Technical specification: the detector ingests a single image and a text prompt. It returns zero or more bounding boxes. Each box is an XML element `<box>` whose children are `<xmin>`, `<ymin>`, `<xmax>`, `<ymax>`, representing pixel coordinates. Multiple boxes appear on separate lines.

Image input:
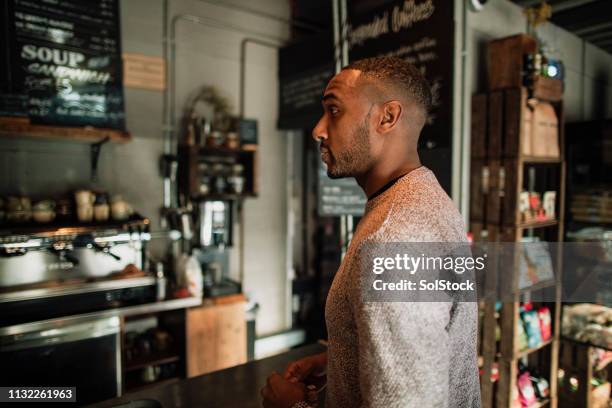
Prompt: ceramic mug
<box><xmin>77</xmin><ymin>205</ymin><xmax>94</xmax><ymax>222</ymax></box>
<box><xmin>74</xmin><ymin>190</ymin><xmax>95</xmax><ymax>206</ymax></box>
<box><xmin>111</xmin><ymin>196</ymin><xmax>131</xmax><ymax>221</ymax></box>
<box><xmin>94</xmin><ymin>203</ymin><xmax>110</xmax><ymax>222</ymax></box>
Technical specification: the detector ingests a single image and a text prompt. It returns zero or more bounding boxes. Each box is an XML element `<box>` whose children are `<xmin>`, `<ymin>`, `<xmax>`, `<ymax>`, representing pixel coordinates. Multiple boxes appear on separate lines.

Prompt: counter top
<box><xmin>0</xmin><ymin>296</ymin><xmax>202</xmax><ymax>335</ymax></box>
<box><xmin>91</xmin><ymin>342</ymin><xmax>327</xmax><ymax>408</ymax></box>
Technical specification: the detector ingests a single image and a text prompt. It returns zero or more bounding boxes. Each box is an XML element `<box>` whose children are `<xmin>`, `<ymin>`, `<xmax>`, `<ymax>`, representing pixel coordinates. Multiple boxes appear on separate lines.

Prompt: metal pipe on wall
<box><xmin>239</xmin><ymin>37</ymin><xmax>282</xmax><ymax>118</ymax></box>
<box><xmin>162</xmin><ymin>8</ymin><xmax>286</xmax><ymax>211</ymax></box>
<box><xmin>237</xmin><ymin>37</ymin><xmax>282</xmax><ymax>307</ymax></box>
<box><xmin>194</xmin><ymin>0</ymin><xmax>321</xmax><ymax>33</ymax></box>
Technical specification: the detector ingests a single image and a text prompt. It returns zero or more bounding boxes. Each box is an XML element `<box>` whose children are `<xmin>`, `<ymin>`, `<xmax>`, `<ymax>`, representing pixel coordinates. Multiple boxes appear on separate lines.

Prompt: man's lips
<box><xmin>320</xmin><ymin>146</ymin><xmax>331</xmax><ymax>163</ymax></box>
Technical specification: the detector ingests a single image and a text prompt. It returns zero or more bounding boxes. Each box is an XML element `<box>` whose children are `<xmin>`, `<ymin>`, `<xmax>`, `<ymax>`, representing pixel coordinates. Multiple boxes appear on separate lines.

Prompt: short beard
<box><xmin>327</xmin><ymin>111</ymin><xmax>373</xmax><ymax>179</ymax></box>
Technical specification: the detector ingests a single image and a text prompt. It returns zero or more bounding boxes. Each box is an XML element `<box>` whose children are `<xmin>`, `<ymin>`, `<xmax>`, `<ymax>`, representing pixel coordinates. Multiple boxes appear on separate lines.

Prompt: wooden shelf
<box><xmin>515</xmin><ymin>339</ymin><xmax>554</xmax><ymax>360</ymax></box>
<box><xmin>520</xmin><ymin>156</ymin><xmax>563</xmax><ymax>164</ymax></box>
<box><xmin>520</xmin><ymin>278</ymin><xmax>557</xmax><ymax>294</ymax></box>
<box><xmin>517</xmin><ymin>219</ymin><xmax>558</xmax><ymax>229</ymax></box>
<box><xmin>533</xmin><ymin>398</ymin><xmax>551</xmax><ymax>408</ymax></box>
<box><xmin>0</xmin><ymin>117</ymin><xmax>130</xmax><ymax>143</ymax></box>
<box><xmin>570</xmin><ymin>216</ymin><xmax>612</xmax><ymax>225</ymax></box>
<box><xmin>190</xmin><ymin>193</ymin><xmax>257</xmax><ymax>201</ymax></box>
<box><xmin>198</xmin><ymin>146</ymin><xmax>255</xmax><ymax>156</ymax></box>
<box><xmin>125</xmin><ymin>352</ymin><xmax>180</xmax><ymax>372</ymax></box>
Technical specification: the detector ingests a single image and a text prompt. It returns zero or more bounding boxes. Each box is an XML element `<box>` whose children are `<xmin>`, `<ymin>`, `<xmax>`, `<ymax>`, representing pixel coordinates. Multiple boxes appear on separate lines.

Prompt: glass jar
<box><xmin>224</xmin><ymin>132</ymin><xmax>240</xmax><ymax>150</ymax></box>
<box><xmin>213</xmin><ymin>164</ymin><xmax>227</xmax><ymax>194</ymax></box>
<box><xmin>206</xmin><ymin>130</ymin><xmax>224</xmax><ymax>148</ymax></box>
<box><xmin>197</xmin><ymin>162</ymin><xmax>211</xmax><ymax>195</ymax></box>
<box><xmin>229</xmin><ymin>164</ymin><xmax>245</xmax><ymax>194</ymax></box>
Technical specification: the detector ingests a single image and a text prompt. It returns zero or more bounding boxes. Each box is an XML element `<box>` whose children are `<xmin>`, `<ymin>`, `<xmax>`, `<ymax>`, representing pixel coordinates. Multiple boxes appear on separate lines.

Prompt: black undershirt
<box><xmin>367</xmin><ymin>167</ymin><xmax>422</xmax><ymax>201</ymax></box>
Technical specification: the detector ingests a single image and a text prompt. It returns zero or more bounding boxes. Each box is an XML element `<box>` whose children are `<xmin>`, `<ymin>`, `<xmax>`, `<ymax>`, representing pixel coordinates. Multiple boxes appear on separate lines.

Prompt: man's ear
<box><xmin>377</xmin><ymin>101</ymin><xmax>402</xmax><ymax>133</ymax></box>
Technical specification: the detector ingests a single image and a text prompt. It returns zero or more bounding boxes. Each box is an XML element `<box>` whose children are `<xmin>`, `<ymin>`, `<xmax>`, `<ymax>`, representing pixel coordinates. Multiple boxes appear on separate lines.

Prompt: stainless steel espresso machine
<box><xmin>0</xmin><ymin>218</ymin><xmax>154</xmax><ymax>326</ymax></box>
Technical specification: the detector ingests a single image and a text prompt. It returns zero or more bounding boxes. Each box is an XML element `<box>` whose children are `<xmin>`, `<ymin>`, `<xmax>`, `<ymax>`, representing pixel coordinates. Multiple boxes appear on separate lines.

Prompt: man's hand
<box><xmin>283</xmin><ymin>352</ymin><xmax>327</xmax><ymax>383</ymax></box>
<box><xmin>260</xmin><ymin>371</ymin><xmax>306</xmax><ymax>408</ymax></box>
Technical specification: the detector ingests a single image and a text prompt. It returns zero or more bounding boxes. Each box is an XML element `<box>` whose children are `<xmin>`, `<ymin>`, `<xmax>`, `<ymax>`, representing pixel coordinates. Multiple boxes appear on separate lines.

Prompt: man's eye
<box><xmin>328</xmin><ymin>106</ymin><xmax>339</xmax><ymax>115</ymax></box>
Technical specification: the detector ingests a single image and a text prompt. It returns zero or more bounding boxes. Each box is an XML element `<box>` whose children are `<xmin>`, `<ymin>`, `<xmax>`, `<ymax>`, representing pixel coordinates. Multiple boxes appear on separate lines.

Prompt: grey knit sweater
<box><xmin>324</xmin><ymin>167</ymin><xmax>481</xmax><ymax>407</ymax></box>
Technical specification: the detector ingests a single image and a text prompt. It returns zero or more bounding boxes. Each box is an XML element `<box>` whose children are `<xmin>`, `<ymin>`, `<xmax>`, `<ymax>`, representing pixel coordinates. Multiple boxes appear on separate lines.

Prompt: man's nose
<box><xmin>312</xmin><ymin>116</ymin><xmax>327</xmax><ymax>142</ymax></box>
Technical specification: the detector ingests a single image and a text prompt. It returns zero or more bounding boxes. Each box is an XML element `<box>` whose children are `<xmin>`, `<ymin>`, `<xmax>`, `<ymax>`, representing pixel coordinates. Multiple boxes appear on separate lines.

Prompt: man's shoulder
<box><xmin>378</xmin><ymin>170</ymin><xmax>466</xmax><ymax>242</ymax></box>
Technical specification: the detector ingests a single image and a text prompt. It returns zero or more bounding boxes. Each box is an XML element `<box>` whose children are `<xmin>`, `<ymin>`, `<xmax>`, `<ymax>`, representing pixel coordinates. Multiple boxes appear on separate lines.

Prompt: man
<box><xmin>261</xmin><ymin>57</ymin><xmax>480</xmax><ymax>407</ymax></box>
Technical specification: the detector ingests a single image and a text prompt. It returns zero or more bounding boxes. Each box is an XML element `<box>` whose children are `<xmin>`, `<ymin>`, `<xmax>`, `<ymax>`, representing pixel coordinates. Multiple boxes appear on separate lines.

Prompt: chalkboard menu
<box><xmin>347</xmin><ymin>0</ymin><xmax>454</xmax><ymax>193</ymax></box>
<box><xmin>0</xmin><ymin>0</ymin><xmax>125</xmax><ymax>129</ymax></box>
<box><xmin>318</xmin><ymin>161</ymin><xmax>367</xmax><ymax>216</ymax></box>
<box><xmin>278</xmin><ymin>30</ymin><xmax>334</xmax><ymax>130</ymax></box>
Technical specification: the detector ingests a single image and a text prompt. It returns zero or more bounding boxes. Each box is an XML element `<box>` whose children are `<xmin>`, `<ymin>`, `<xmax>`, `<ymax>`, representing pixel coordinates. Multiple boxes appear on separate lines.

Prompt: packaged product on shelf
<box><xmin>530</xmin><ymin>375</ymin><xmax>550</xmax><ymax>400</ymax></box>
<box><xmin>542</xmin><ymin>191</ymin><xmax>556</xmax><ymax>219</ymax></box>
<box><xmin>531</xmin><ymin>101</ymin><xmax>560</xmax><ymax>158</ymax></box>
<box><xmin>538</xmin><ymin>307</ymin><xmax>552</xmax><ymax>342</ymax></box>
<box><xmin>517</xmin><ymin>371</ymin><xmax>537</xmax><ymax>407</ymax></box>
<box><xmin>519</xmin><ymin>191</ymin><xmax>531</xmax><ymax>222</ymax></box>
<box><xmin>562</xmin><ymin>303</ymin><xmax>612</xmax><ymax>349</ymax></box>
<box><xmin>518</xmin><ymin>239</ymin><xmax>554</xmax><ymax>289</ymax></box>
<box><xmin>518</xmin><ymin>317</ymin><xmax>529</xmax><ymax>351</ymax></box>
<box><xmin>522</xmin><ymin>308</ymin><xmax>543</xmax><ymax>348</ymax></box>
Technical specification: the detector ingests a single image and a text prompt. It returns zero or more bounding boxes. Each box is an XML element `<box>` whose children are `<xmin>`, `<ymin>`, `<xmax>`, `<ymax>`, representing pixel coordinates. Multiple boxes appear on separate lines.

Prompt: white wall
<box><xmin>0</xmin><ymin>0</ymin><xmax>291</xmax><ymax>337</ymax></box>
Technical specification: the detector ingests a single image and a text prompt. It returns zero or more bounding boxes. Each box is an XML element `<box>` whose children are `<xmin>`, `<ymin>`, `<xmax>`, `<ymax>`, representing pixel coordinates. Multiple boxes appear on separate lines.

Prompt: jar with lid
<box><xmin>206</xmin><ymin>130</ymin><xmax>224</xmax><ymax>149</ymax></box>
<box><xmin>197</xmin><ymin>118</ymin><xmax>211</xmax><ymax>146</ymax></box>
<box><xmin>228</xmin><ymin>164</ymin><xmax>245</xmax><ymax>194</ymax></box>
<box><xmin>212</xmin><ymin>164</ymin><xmax>228</xmax><ymax>194</ymax></box>
<box><xmin>197</xmin><ymin>162</ymin><xmax>211</xmax><ymax>195</ymax></box>
<box><xmin>224</xmin><ymin>132</ymin><xmax>240</xmax><ymax>150</ymax></box>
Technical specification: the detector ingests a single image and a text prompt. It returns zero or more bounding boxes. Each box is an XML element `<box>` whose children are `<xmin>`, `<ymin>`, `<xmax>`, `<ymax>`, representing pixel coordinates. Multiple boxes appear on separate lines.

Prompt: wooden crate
<box><xmin>488</xmin><ymin>34</ymin><xmax>537</xmax><ymax>91</ymax></box>
<box><xmin>471</xmin><ymin>85</ymin><xmax>566</xmax><ymax>408</ymax></box>
<box><xmin>559</xmin><ymin>340</ymin><xmax>612</xmax><ymax>408</ymax></box>
<box><xmin>471</xmin><ymin>94</ymin><xmax>488</xmax><ymax>159</ymax></box>
<box><xmin>488</xmin><ymin>91</ymin><xmax>504</xmax><ymax>159</ymax></box>
<box><xmin>502</xmin><ymin>88</ymin><xmax>564</xmax><ymax>159</ymax></box>
<box><xmin>470</xmin><ymin>160</ymin><xmax>502</xmax><ymax>225</ymax></box>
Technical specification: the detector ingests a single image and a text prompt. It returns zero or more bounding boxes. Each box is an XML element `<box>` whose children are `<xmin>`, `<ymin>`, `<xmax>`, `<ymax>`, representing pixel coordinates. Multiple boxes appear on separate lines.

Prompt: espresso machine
<box><xmin>0</xmin><ymin>218</ymin><xmax>154</xmax><ymax>326</ymax></box>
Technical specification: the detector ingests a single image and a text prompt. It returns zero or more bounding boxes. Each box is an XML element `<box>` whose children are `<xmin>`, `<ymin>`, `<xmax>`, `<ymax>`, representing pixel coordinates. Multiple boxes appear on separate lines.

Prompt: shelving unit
<box><xmin>121</xmin><ymin>309</ymin><xmax>186</xmax><ymax>393</ymax></box>
<box><xmin>178</xmin><ymin>144</ymin><xmax>258</xmax><ymax>201</ymax></box>
<box><xmin>471</xmin><ymin>35</ymin><xmax>565</xmax><ymax>406</ymax></box>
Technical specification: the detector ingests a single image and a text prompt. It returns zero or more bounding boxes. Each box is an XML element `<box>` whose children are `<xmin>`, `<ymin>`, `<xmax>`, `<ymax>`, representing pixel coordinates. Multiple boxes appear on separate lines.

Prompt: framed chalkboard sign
<box><xmin>278</xmin><ymin>30</ymin><xmax>335</xmax><ymax>130</ymax></box>
<box><xmin>0</xmin><ymin>0</ymin><xmax>125</xmax><ymax>130</ymax></box>
<box><xmin>318</xmin><ymin>160</ymin><xmax>367</xmax><ymax>216</ymax></box>
<box><xmin>347</xmin><ymin>0</ymin><xmax>454</xmax><ymax>193</ymax></box>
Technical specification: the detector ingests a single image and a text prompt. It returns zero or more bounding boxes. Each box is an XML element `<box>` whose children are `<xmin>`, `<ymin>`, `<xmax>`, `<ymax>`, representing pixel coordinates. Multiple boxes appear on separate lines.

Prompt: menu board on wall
<box><xmin>278</xmin><ymin>30</ymin><xmax>334</xmax><ymax>130</ymax></box>
<box><xmin>318</xmin><ymin>161</ymin><xmax>367</xmax><ymax>216</ymax></box>
<box><xmin>347</xmin><ymin>0</ymin><xmax>454</xmax><ymax>193</ymax></box>
<box><xmin>0</xmin><ymin>0</ymin><xmax>125</xmax><ymax>129</ymax></box>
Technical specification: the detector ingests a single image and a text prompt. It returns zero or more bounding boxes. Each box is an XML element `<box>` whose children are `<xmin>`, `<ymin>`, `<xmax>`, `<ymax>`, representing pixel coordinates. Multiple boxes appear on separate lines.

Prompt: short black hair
<box><xmin>343</xmin><ymin>56</ymin><xmax>432</xmax><ymax>116</ymax></box>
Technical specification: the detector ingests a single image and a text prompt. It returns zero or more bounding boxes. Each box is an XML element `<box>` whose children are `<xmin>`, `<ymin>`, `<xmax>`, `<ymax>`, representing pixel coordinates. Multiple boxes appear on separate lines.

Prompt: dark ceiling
<box><xmin>511</xmin><ymin>0</ymin><xmax>612</xmax><ymax>54</ymax></box>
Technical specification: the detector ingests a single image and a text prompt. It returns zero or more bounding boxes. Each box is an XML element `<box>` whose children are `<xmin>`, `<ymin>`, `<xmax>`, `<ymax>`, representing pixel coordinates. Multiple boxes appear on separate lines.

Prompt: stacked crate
<box><xmin>471</xmin><ymin>34</ymin><xmax>566</xmax><ymax>408</ymax></box>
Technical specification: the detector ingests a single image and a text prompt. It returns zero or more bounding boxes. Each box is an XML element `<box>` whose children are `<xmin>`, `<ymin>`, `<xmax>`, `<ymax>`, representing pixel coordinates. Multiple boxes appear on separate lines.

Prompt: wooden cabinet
<box><xmin>186</xmin><ymin>296</ymin><xmax>247</xmax><ymax>377</ymax></box>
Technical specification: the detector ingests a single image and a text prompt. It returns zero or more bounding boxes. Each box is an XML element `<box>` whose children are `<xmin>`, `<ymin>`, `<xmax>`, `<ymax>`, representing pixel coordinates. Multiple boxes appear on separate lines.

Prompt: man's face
<box><xmin>312</xmin><ymin>70</ymin><xmax>376</xmax><ymax>179</ymax></box>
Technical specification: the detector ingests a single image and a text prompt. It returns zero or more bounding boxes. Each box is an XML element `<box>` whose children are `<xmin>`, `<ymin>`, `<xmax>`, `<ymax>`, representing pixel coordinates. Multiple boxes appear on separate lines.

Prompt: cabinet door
<box><xmin>186</xmin><ymin>301</ymin><xmax>246</xmax><ymax>377</ymax></box>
